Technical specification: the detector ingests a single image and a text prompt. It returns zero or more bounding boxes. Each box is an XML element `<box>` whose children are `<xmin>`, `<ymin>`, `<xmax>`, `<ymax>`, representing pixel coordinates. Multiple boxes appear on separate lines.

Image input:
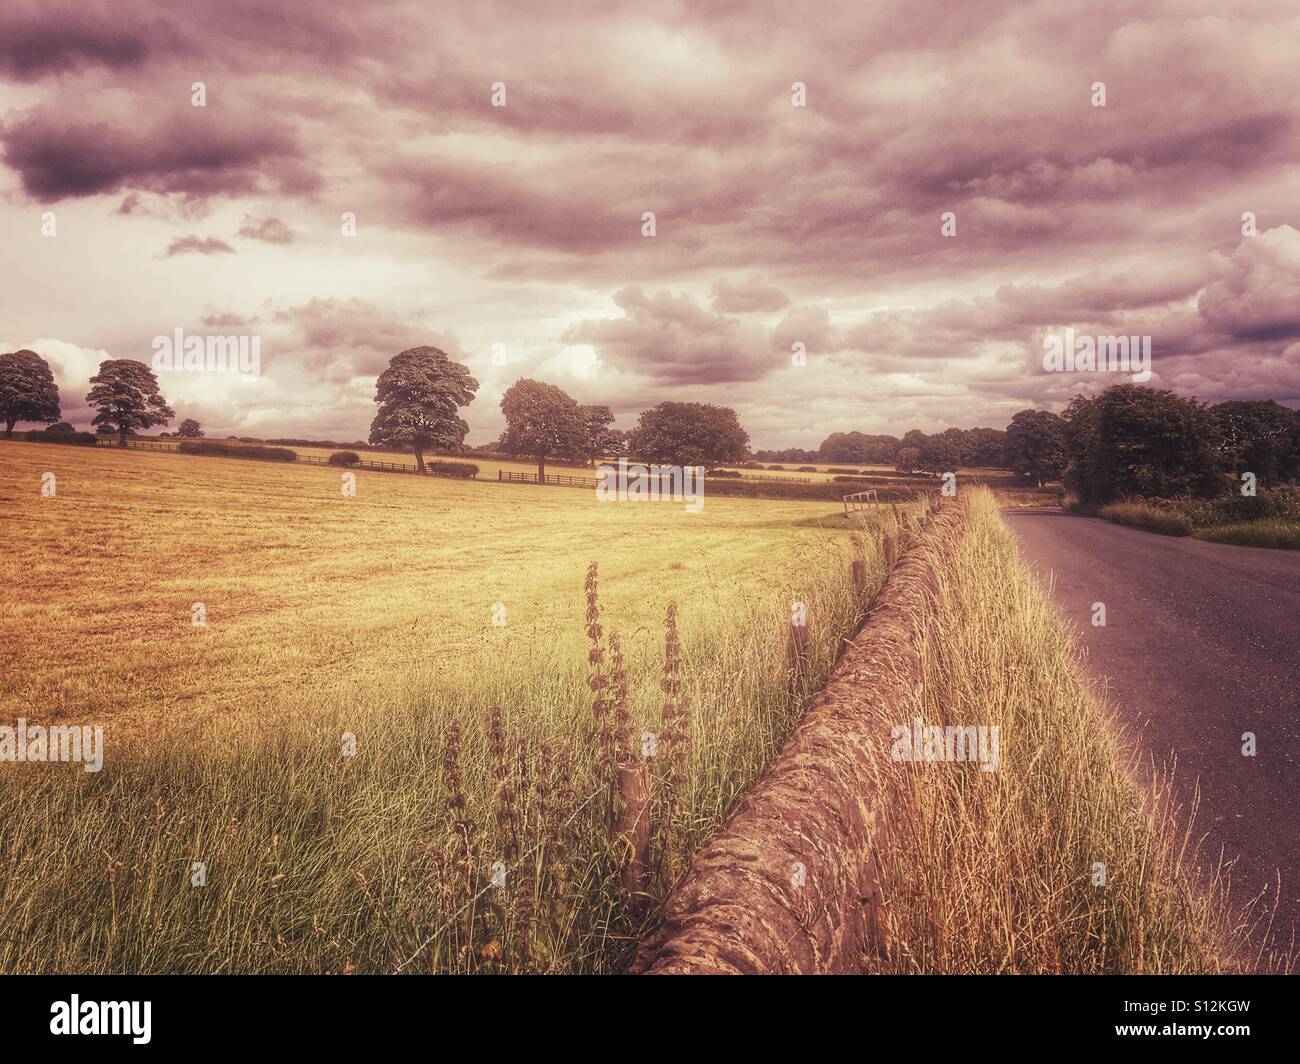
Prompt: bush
<box><xmin>697</xmin><ymin>476</ymin><xmax>921</xmax><ymax>503</ymax></box>
<box><xmin>742</xmin><ymin>460</ymin><xmax>763</xmax><ymax>469</ymax></box>
<box><xmin>328</xmin><ymin>451</ymin><xmax>361</xmax><ymax>467</ymax></box>
<box><xmin>796</xmin><ymin>466</ymin><xmax>818</xmax><ymax>473</ymax></box>
<box><xmin>1160</xmin><ymin>486</ymin><xmax>1300</xmax><ymax>527</ymax></box>
<box><xmin>179</xmin><ymin>440</ymin><xmax>297</xmax><ymax>462</ymax></box>
<box><xmin>766</xmin><ymin>464</ymin><xmax>784</xmax><ymax>471</ymax></box>
<box><xmin>23</xmin><ymin>429</ymin><xmax>97</xmax><ymax>446</ymax></box>
<box><xmin>1195</xmin><ymin>520</ymin><xmax>1300</xmax><ymax>551</ymax></box>
<box><xmin>44</xmin><ymin>421</ymin><xmax>76</xmax><ymax>434</ymax></box>
<box><xmin>1097</xmin><ymin>501</ymin><xmax>1193</xmax><ymax>536</ymax></box>
<box><xmin>709</xmin><ymin>468</ymin><xmax>742</xmax><ymax>478</ymax></box>
<box><xmin>425</xmin><ymin>460</ymin><xmax>477</xmax><ymax>478</ymax></box>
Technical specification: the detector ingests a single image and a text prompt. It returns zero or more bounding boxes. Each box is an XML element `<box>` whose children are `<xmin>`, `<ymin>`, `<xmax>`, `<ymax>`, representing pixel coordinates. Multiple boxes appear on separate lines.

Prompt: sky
<box><xmin>2</xmin><ymin>0</ymin><xmax>1299</xmax><ymax>448</ymax></box>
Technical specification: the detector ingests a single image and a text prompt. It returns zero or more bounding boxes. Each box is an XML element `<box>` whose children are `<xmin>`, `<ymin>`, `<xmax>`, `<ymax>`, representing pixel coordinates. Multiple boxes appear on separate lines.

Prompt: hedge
<box><xmin>178</xmin><ymin>440</ymin><xmax>297</xmax><ymax>462</ymax></box>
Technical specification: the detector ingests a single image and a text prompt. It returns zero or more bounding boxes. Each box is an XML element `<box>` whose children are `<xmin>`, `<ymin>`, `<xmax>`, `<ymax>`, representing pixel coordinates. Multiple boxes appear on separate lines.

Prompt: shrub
<box><xmin>179</xmin><ymin>440</ymin><xmax>297</xmax><ymax>462</ymax></box>
<box><xmin>742</xmin><ymin>460</ymin><xmax>763</xmax><ymax>469</ymax></box>
<box><xmin>425</xmin><ymin>460</ymin><xmax>477</xmax><ymax>478</ymax></box>
<box><xmin>44</xmin><ymin>421</ymin><xmax>76</xmax><ymax>434</ymax></box>
<box><xmin>766</xmin><ymin>464</ymin><xmax>784</xmax><ymax>471</ymax></box>
<box><xmin>1195</xmin><ymin>520</ymin><xmax>1300</xmax><ymax>551</ymax></box>
<box><xmin>697</xmin><ymin>477</ymin><xmax>920</xmax><ymax>503</ymax></box>
<box><xmin>328</xmin><ymin>451</ymin><xmax>361</xmax><ymax>467</ymax></box>
<box><xmin>1161</xmin><ymin>486</ymin><xmax>1300</xmax><ymax>527</ymax></box>
<box><xmin>709</xmin><ymin>468</ymin><xmax>742</xmax><ymax>478</ymax></box>
<box><xmin>796</xmin><ymin>466</ymin><xmax>818</xmax><ymax>473</ymax></box>
<box><xmin>1097</xmin><ymin>501</ymin><xmax>1193</xmax><ymax>536</ymax></box>
<box><xmin>24</xmin><ymin>430</ymin><xmax>97</xmax><ymax>446</ymax></box>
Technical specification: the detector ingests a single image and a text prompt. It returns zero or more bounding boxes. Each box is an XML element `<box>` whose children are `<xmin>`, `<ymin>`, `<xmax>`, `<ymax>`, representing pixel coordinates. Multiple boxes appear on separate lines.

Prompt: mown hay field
<box><xmin>0</xmin><ymin>439</ymin><xmax>910</xmax><ymax>973</ymax></box>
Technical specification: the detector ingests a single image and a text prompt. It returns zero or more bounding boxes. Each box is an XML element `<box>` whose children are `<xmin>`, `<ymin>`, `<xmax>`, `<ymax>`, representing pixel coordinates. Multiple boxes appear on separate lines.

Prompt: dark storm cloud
<box><xmin>1</xmin><ymin>106</ymin><xmax>314</xmax><ymax>202</ymax></box>
<box><xmin>0</xmin><ymin>3</ymin><xmax>163</xmax><ymax>81</ymax></box>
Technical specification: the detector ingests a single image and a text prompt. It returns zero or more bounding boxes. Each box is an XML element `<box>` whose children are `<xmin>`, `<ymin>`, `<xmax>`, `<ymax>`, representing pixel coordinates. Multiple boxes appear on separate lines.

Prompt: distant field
<box><xmin>0</xmin><ymin>439</ymin><xmax>911</xmax><ymax>973</ymax></box>
<box><xmin>1</xmin><ymin>440</ymin><xmax>877</xmax><ymax>729</ymax></box>
<box><xmin>115</xmin><ymin>437</ymin><xmax>1017</xmax><ymax>486</ymax></box>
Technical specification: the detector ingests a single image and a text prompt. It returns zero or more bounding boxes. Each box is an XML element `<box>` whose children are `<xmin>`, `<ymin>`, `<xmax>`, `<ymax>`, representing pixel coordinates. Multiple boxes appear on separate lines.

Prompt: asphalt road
<box><xmin>1004</xmin><ymin>508</ymin><xmax>1300</xmax><ymax>951</ymax></box>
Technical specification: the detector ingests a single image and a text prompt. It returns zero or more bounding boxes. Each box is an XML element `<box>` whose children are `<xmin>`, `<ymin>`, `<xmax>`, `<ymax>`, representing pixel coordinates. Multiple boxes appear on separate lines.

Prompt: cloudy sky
<box><xmin>2</xmin><ymin>0</ymin><xmax>1299</xmax><ymax>447</ymax></box>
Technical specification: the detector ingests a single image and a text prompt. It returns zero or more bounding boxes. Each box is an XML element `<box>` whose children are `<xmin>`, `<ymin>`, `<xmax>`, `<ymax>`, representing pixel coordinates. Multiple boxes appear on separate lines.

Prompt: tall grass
<box><xmin>1194</xmin><ymin>520</ymin><xmax>1300</xmax><ymax>550</ymax></box>
<box><xmin>865</xmin><ymin>491</ymin><xmax>1285</xmax><ymax>973</ymax></box>
<box><xmin>0</xmin><ymin>506</ymin><xmax>915</xmax><ymax>974</ymax></box>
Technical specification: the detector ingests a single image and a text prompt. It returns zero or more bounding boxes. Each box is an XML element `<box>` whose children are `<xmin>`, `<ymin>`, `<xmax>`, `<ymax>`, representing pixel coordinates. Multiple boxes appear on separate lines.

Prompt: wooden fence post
<box><xmin>851</xmin><ymin>558</ymin><xmax>866</xmax><ymax>596</ymax></box>
<box><xmin>884</xmin><ymin>532</ymin><xmax>897</xmax><ymax>570</ymax></box>
<box><xmin>616</xmin><ymin>762</ymin><xmax>650</xmax><ymax>918</ymax></box>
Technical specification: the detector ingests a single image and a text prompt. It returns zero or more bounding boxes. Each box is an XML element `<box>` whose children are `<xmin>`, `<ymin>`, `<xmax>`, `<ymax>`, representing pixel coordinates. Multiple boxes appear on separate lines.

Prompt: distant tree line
<box><xmin>3</xmin><ymin>348</ymin><xmax>1297</xmax><ymax>500</ymax></box>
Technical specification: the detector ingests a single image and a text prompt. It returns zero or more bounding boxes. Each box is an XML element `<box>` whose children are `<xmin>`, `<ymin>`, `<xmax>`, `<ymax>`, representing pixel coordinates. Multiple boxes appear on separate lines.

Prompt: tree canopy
<box><xmin>369</xmin><ymin>346</ymin><xmax>478</xmax><ymax>473</ymax></box>
<box><xmin>0</xmin><ymin>349</ymin><xmax>60</xmax><ymax>435</ymax></box>
<box><xmin>86</xmin><ymin>359</ymin><xmax>174</xmax><ymax>446</ymax></box>
<box><xmin>1064</xmin><ymin>385</ymin><xmax>1223</xmax><ymax>503</ymax></box>
<box><xmin>499</xmin><ymin>378</ymin><xmax>586</xmax><ymax>478</ymax></box>
<box><xmin>628</xmin><ymin>402</ymin><xmax>749</xmax><ymax>468</ymax></box>
<box><xmin>1005</xmin><ymin>410</ymin><xmax>1067</xmax><ymax>487</ymax></box>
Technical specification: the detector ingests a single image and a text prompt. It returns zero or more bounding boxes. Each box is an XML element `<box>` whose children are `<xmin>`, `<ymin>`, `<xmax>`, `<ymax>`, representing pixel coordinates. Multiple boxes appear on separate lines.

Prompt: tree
<box><xmin>177</xmin><ymin>418</ymin><xmax>205</xmax><ymax>439</ymax></box>
<box><xmin>86</xmin><ymin>359</ymin><xmax>174</xmax><ymax>446</ymax></box>
<box><xmin>964</xmin><ymin>427</ymin><xmax>1008</xmax><ymax>468</ymax></box>
<box><xmin>1063</xmin><ymin>385</ymin><xmax>1222</xmax><ymax>503</ymax></box>
<box><xmin>918</xmin><ymin>434</ymin><xmax>961</xmax><ymax>476</ymax></box>
<box><xmin>499</xmin><ymin>379</ymin><xmax>585</xmax><ymax>479</ymax></box>
<box><xmin>628</xmin><ymin>402</ymin><xmax>750</xmax><ymax>468</ymax></box>
<box><xmin>578</xmin><ymin>404</ymin><xmax>619</xmax><ymax>465</ymax></box>
<box><xmin>369</xmin><ymin>346</ymin><xmax>478</xmax><ymax>473</ymax></box>
<box><xmin>1005</xmin><ymin>410</ymin><xmax>1067</xmax><ymax>486</ymax></box>
<box><xmin>1212</xmin><ymin>400</ymin><xmax>1298</xmax><ymax>485</ymax></box>
<box><xmin>894</xmin><ymin>446</ymin><xmax>922</xmax><ymax>474</ymax></box>
<box><xmin>0</xmin><ymin>349</ymin><xmax>60</xmax><ymax>435</ymax></box>
<box><xmin>819</xmin><ymin>431</ymin><xmax>870</xmax><ymax>463</ymax></box>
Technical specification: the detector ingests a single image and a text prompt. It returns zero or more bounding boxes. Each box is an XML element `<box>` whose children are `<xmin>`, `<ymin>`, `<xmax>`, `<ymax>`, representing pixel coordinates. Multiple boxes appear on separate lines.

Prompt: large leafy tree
<box><xmin>177</xmin><ymin>418</ymin><xmax>205</xmax><ymax>438</ymax></box>
<box><xmin>1064</xmin><ymin>385</ymin><xmax>1222</xmax><ymax>503</ymax></box>
<box><xmin>1212</xmin><ymin>400</ymin><xmax>1298</xmax><ymax>485</ymax></box>
<box><xmin>628</xmin><ymin>401</ymin><xmax>750</xmax><ymax>468</ymax></box>
<box><xmin>964</xmin><ymin>427</ymin><xmax>1008</xmax><ymax>468</ymax></box>
<box><xmin>1005</xmin><ymin>409</ymin><xmax>1067</xmax><ymax>486</ymax></box>
<box><xmin>86</xmin><ymin>359</ymin><xmax>174</xmax><ymax>446</ymax></box>
<box><xmin>578</xmin><ymin>404</ymin><xmax>619</xmax><ymax>466</ymax></box>
<box><xmin>369</xmin><ymin>347</ymin><xmax>478</xmax><ymax>473</ymax></box>
<box><xmin>0</xmin><ymin>349</ymin><xmax>61</xmax><ymax>435</ymax></box>
<box><xmin>918</xmin><ymin>433</ymin><xmax>961</xmax><ymax>476</ymax></box>
<box><xmin>894</xmin><ymin>446</ymin><xmax>922</xmax><ymax>474</ymax></box>
<box><xmin>499</xmin><ymin>378</ymin><xmax>585</xmax><ymax>479</ymax></box>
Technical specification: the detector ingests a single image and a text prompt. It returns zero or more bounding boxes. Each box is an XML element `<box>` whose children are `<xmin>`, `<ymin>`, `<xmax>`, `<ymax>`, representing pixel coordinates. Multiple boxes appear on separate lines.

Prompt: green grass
<box><xmin>1194</xmin><ymin>520</ymin><xmax>1300</xmax><ymax>550</ymax></box>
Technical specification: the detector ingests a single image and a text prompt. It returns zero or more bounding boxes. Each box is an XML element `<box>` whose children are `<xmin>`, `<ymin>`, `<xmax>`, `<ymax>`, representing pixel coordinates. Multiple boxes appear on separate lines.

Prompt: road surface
<box><xmin>1004</xmin><ymin>508</ymin><xmax>1300</xmax><ymax>952</ymax></box>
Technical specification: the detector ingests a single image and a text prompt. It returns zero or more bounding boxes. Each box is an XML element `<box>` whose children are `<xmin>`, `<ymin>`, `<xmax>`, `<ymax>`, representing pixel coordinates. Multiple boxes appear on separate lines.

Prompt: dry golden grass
<box><xmin>1</xmin><ymin>440</ymin><xmax>868</xmax><ymax>731</ymax></box>
<box><xmin>0</xmin><ymin>439</ymin><xmax>905</xmax><ymax>973</ymax></box>
<box><xmin>866</xmin><ymin>491</ymin><xmax>1282</xmax><ymax>973</ymax></box>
